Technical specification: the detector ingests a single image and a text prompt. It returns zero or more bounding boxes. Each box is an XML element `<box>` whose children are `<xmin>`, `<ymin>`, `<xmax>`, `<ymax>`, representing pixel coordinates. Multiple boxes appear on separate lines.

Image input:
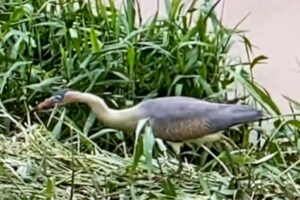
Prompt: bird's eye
<box><xmin>52</xmin><ymin>95</ymin><xmax>63</xmax><ymax>103</ymax></box>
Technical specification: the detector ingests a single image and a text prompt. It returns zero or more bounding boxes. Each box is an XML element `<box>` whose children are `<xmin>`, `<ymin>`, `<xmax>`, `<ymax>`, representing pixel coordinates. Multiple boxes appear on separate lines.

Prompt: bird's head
<box><xmin>34</xmin><ymin>89</ymin><xmax>72</xmax><ymax>111</ymax></box>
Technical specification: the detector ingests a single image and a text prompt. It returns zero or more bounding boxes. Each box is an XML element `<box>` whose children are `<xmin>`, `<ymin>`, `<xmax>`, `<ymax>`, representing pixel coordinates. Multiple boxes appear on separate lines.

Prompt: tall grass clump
<box><xmin>1</xmin><ymin>0</ymin><xmax>300</xmax><ymax>199</ymax></box>
<box><xmin>0</xmin><ymin>0</ymin><xmax>271</xmax><ymax>133</ymax></box>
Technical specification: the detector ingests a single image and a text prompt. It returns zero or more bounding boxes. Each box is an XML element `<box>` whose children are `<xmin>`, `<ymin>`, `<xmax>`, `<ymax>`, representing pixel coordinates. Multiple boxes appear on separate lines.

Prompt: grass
<box><xmin>1</xmin><ymin>122</ymin><xmax>300</xmax><ymax>199</ymax></box>
<box><xmin>1</xmin><ymin>0</ymin><xmax>300</xmax><ymax>199</ymax></box>
<box><xmin>1</xmin><ymin>124</ymin><xmax>214</xmax><ymax>199</ymax></box>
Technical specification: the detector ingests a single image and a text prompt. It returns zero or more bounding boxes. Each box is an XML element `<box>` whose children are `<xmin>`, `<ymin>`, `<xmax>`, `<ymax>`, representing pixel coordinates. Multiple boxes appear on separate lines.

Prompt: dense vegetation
<box><xmin>1</xmin><ymin>0</ymin><xmax>300</xmax><ymax>199</ymax></box>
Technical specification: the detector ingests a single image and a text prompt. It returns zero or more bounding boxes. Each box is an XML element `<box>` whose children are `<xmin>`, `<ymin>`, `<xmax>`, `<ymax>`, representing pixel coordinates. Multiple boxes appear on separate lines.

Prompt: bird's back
<box><xmin>139</xmin><ymin>96</ymin><xmax>262</xmax><ymax>142</ymax></box>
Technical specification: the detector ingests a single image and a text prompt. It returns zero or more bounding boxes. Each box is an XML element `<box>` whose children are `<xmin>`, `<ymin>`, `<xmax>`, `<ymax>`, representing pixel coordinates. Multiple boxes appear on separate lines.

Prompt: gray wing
<box><xmin>139</xmin><ymin>96</ymin><xmax>262</xmax><ymax>142</ymax></box>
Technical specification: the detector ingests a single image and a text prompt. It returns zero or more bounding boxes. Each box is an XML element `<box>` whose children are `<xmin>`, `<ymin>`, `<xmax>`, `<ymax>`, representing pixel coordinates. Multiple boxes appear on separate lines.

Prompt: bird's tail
<box><xmin>230</xmin><ymin>106</ymin><xmax>263</xmax><ymax>125</ymax></box>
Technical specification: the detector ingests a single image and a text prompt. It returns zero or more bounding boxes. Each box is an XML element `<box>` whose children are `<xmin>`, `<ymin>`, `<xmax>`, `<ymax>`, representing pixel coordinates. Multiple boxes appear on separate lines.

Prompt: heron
<box><xmin>35</xmin><ymin>89</ymin><xmax>262</xmax><ymax>154</ymax></box>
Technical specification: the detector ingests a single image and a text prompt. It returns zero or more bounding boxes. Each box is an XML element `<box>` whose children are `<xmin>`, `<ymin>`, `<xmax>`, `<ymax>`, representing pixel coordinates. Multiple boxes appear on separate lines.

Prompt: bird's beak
<box><xmin>33</xmin><ymin>97</ymin><xmax>56</xmax><ymax>111</ymax></box>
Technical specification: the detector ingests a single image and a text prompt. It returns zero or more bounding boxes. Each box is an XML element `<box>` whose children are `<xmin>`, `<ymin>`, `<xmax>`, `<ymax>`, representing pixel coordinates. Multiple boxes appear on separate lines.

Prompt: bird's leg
<box><xmin>219</xmin><ymin>134</ymin><xmax>238</xmax><ymax>149</ymax></box>
<box><xmin>168</xmin><ymin>142</ymin><xmax>182</xmax><ymax>156</ymax></box>
<box><xmin>167</xmin><ymin>142</ymin><xmax>184</xmax><ymax>174</ymax></box>
<box><xmin>176</xmin><ymin>153</ymin><xmax>183</xmax><ymax>174</ymax></box>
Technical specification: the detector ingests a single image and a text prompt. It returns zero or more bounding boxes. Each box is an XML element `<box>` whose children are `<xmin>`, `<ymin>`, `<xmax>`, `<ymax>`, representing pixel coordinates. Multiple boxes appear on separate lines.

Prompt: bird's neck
<box><xmin>67</xmin><ymin>92</ymin><xmax>142</xmax><ymax>130</ymax></box>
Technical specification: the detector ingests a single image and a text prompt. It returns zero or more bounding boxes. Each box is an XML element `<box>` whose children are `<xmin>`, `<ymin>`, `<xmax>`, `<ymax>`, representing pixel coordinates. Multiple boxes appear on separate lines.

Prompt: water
<box><xmin>217</xmin><ymin>0</ymin><xmax>300</xmax><ymax>114</ymax></box>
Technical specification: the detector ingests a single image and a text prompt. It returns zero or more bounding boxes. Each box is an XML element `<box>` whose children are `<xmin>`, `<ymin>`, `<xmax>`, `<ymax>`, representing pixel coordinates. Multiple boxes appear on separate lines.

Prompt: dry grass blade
<box><xmin>0</xmin><ymin>125</ymin><xmax>217</xmax><ymax>199</ymax></box>
<box><xmin>0</xmin><ymin>122</ymin><xmax>298</xmax><ymax>199</ymax></box>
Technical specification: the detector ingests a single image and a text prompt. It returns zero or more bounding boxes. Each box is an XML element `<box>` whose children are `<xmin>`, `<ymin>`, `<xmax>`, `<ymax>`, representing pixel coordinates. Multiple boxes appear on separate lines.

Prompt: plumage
<box><xmin>138</xmin><ymin>96</ymin><xmax>262</xmax><ymax>142</ymax></box>
<box><xmin>35</xmin><ymin>91</ymin><xmax>262</xmax><ymax>144</ymax></box>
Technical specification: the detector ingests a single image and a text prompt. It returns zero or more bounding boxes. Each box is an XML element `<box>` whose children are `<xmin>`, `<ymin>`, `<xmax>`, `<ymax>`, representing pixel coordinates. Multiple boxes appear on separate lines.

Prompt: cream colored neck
<box><xmin>66</xmin><ymin>91</ymin><xmax>143</xmax><ymax>130</ymax></box>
